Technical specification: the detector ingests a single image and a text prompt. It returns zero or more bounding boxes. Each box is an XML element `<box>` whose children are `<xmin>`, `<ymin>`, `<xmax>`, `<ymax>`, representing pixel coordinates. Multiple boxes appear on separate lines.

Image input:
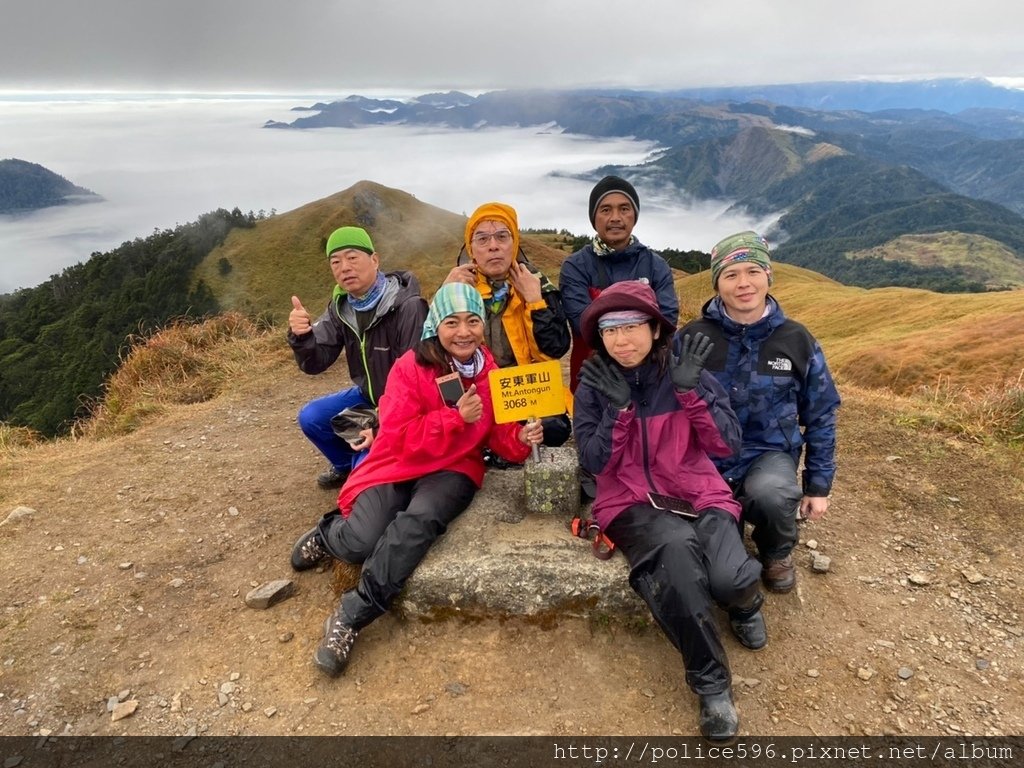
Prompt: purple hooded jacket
<box><xmin>572</xmin><ymin>281</ymin><xmax>742</xmax><ymax>530</ymax></box>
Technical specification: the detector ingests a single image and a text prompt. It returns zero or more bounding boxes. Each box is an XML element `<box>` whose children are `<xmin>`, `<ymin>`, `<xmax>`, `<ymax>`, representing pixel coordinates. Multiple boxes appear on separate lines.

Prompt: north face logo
<box><xmin>767</xmin><ymin>357</ymin><xmax>792</xmax><ymax>372</ymax></box>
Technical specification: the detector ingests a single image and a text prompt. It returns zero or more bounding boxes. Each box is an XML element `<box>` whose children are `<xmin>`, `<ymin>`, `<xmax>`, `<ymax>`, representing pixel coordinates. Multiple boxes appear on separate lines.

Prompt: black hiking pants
<box><xmin>733</xmin><ymin>451</ymin><xmax>803</xmax><ymax>561</ymax></box>
<box><xmin>606</xmin><ymin>504</ymin><xmax>762</xmax><ymax>695</ymax></box>
<box><xmin>317</xmin><ymin>470</ymin><xmax>477</xmax><ymax>630</ymax></box>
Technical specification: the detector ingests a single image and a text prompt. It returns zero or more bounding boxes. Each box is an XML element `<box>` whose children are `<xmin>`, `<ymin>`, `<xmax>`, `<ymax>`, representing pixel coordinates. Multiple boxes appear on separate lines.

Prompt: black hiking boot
<box><xmin>729</xmin><ymin>606</ymin><xmax>768</xmax><ymax>650</ymax></box>
<box><xmin>291</xmin><ymin>527</ymin><xmax>330</xmax><ymax>572</ymax></box>
<box><xmin>316</xmin><ymin>465</ymin><xmax>350</xmax><ymax>489</ymax></box>
<box><xmin>698</xmin><ymin>689</ymin><xmax>739</xmax><ymax>742</ymax></box>
<box><xmin>313</xmin><ymin>606</ymin><xmax>358</xmax><ymax>677</ymax></box>
<box><xmin>728</xmin><ymin>588</ymin><xmax>767</xmax><ymax>650</ymax></box>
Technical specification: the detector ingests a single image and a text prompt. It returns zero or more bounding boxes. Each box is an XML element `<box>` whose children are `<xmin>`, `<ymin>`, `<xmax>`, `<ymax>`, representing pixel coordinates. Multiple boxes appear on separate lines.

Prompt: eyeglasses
<box><xmin>599</xmin><ymin>323</ymin><xmax>647</xmax><ymax>339</ymax></box>
<box><xmin>471</xmin><ymin>230</ymin><xmax>513</xmax><ymax>246</ymax></box>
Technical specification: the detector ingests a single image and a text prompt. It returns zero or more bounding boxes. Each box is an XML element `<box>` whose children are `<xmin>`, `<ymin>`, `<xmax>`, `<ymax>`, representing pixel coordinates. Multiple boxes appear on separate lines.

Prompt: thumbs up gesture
<box><xmin>457</xmin><ymin>383</ymin><xmax>483</xmax><ymax>424</ymax></box>
<box><xmin>289</xmin><ymin>295</ymin><xmax>313</xmax><ymax>336</ymax></box>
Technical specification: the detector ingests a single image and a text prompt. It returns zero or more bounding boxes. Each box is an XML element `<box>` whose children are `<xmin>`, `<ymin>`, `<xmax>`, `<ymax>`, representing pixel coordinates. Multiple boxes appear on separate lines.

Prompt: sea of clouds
<box><xmin>0</xmin><ymin>94</ymin><xmax>775</xmax><ymax>293</ymax></box>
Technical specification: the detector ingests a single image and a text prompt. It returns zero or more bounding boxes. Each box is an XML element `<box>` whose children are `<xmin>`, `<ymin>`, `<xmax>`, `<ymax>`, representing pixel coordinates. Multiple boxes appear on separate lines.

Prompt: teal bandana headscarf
<box><xmin>421</xmin><ymin>283</ymin><xmax>486</xmax><ymax>340</ymax></box>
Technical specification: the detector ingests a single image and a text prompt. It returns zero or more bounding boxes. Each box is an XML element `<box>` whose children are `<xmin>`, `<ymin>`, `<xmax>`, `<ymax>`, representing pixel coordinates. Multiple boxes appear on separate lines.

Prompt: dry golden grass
<box><xmin>678</xmin><ymin>264</ymin><xmax>1024</xmax><ymax>397</ymax></box>
<box><xmin>0</xmin><ymin>423</ymin><xmax>44</xmax><ymax>458</ymax></box>
<box><xmin>194</xmin><ymin>180</ymin><xmax>568</xmax><ymax>324</ymax></box>
<box><xmin>56</xmin><ymin>300</ymin><xmax>1024</xmax><ymax>451</ymax></box>
<box><xmin>77</xmin><ymin>312</ymin><xmax>284</xmax><ymax>439</ymax></box>
<box><xmin>916</xmin><ymin>371</ymin><xmax>1024</xmax><ymax>444</ymax></box>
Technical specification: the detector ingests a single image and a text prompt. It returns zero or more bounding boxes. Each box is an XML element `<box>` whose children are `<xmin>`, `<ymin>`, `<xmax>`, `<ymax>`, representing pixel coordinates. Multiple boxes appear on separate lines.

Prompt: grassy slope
<box><xmin>195</xmin><ymin>179</ymin><xmax>1023</xmax><ymax>397</ymax></box>
<box><xmin>193</xmin><ymin>180</ymin><xmax>568</xmax><ymax>322</ymax></box>
<box><xmin>678</xmin><ymin>264</ymin><xmax>1024</xmax><ymax>394</ymax></box>
<box><xmin>848</xmin><ymin>232</ymin><xmax>1024</xmax><ymax>289</ymax></box>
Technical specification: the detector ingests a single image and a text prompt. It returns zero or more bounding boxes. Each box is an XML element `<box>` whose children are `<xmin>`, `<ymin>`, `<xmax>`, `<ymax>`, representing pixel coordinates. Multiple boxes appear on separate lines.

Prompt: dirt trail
<box><xmin>1</xmin><ymin>355</ymin><xmax>1022</xmax><ymax>737</ymax></box>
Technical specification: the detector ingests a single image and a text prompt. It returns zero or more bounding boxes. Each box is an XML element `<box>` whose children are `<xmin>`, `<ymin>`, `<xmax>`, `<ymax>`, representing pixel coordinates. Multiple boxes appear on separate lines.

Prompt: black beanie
<box><xmin>588</xmin><ymin>175</ymin><xmax>640</xmax><ymax>227</ymax></box>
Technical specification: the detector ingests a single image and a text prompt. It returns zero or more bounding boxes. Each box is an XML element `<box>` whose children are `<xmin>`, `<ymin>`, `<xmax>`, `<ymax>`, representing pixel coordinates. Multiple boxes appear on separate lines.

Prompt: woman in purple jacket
<box><xmin>572</xmin><ymin>280</ymin><xmax>766</xmax><ymax>742</ymax></box>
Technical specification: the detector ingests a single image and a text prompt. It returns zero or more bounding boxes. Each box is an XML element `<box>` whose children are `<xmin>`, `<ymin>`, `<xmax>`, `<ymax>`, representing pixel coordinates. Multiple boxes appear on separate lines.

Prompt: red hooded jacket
<box><xmin>337</xmin><ymin>346</ymin><xmax>530</xmax><ymax>515</ymax></box>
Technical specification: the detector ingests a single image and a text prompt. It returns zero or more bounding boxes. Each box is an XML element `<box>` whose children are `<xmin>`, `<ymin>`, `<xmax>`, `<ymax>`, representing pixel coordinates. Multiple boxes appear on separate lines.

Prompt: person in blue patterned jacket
<box><xmin>573</xmin><ymin>279</ymin><xmax>766</xmax><ymax>742</ymax></box>
<box><xmin>677</xmin><ymin>231</ymin><xmax>841</xmax><ymax>594</ymax></box>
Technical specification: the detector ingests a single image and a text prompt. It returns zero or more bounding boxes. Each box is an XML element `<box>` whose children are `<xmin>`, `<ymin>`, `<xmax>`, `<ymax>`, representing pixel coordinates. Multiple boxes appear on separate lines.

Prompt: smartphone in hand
<box><xmin>436</xmin><ymin>372</ymin><xmax>465</xmax><ymax>407</ymax></box>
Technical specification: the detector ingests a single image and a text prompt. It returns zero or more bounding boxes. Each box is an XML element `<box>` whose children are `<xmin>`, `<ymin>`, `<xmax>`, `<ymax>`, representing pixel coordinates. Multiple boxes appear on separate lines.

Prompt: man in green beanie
<box><xmin>288</xmin><ymin>226</ymin><xmax>428</xmax><ymax>489</ymax></box>
<box><xmin>677</xmin><ymin>231</ymin><xmax>840</xmax><ymax>594</ymax></box>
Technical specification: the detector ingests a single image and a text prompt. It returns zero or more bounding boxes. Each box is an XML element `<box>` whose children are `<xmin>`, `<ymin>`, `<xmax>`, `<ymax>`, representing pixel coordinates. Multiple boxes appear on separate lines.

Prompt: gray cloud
<box><xmin>2</xmin><ymin>1</ymin><xmax>1023</xmax><ymax>92</ymax></box>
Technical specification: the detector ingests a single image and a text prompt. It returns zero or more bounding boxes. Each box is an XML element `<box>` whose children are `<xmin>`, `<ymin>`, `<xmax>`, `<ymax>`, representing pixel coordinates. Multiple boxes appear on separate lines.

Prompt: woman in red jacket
<box><xmin>290</xmin><ymin>282</ymin><xmax>543</xmax><ymax>678</ymax></box>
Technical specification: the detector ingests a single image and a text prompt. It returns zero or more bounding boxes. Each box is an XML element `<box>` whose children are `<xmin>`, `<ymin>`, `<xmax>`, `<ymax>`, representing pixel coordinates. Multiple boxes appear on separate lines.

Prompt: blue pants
<box><xmin>297</xmin><ymin>386</ymin><xmax>371</xmax><ymax>471</ymax></box>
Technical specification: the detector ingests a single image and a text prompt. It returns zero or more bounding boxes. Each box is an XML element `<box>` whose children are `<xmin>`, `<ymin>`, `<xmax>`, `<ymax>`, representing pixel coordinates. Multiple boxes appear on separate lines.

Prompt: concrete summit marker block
<box><xmin>397</xmin><ymin>461</ymin><xmax>646</xmax><ymax>621</ymax></box>
<box><xmin>524</xmin><ymin>445</ymin><xmax>580</xmax><ymax>519</ymax></box>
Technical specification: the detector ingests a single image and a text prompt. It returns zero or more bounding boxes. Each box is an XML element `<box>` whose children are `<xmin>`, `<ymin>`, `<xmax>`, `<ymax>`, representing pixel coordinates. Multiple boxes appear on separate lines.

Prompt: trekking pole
<box><xmin>528</xmin><ymin>416</ymin><xmax>540</xmax><ymax>463</ymax></box>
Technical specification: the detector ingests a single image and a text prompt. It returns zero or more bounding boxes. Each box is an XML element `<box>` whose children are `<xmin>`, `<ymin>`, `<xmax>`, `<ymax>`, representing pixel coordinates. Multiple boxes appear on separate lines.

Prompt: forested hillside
<box><xmin>0</xmin><ymin>208</ymin><xmax>263</xmax><ymax>435</ymax></box>
<box><xmin>0</xmin><ymin>158</ymin><xmax>99</xmax><ymax>213</ymax></box>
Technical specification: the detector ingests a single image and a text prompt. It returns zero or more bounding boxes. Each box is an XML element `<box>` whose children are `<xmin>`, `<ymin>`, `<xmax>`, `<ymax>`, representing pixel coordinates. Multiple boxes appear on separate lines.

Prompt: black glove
<box><xmin>579</xmin><ymin>356</ymin><xmax>631</xmax><ymax>410</ymax></box>
<box><xmin>671</xmin><ymin>332</ymin><xmax>714</xmax><ymax>392</ymax></box>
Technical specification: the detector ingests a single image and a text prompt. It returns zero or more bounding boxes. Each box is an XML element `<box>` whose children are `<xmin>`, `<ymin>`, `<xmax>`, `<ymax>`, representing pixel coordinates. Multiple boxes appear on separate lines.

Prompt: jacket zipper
<box><xmin>635</xmin><ymin>369</ymin><xmax>659</xmax><ymax>494</ymax></box>
<box><xmin>338</xmin><ymin>302</ymin><xmax>391</xmax><ymax>407</ymax></box>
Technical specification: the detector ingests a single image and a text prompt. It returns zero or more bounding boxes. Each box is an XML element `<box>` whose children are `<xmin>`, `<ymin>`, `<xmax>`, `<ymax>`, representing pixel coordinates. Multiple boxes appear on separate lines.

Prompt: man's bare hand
<box><xmin>800</xmin><ymin>495</ymin><xmax>829</xmax><ymax>521</ymax></box>
<box><xmin>443</xmin><ymin>264</ymin><xmax>477</xmax><ymax>286</ymax></box>
<box><xmin>508</xmin><ymin>261</ymin><xmax>543</xmax><ymax>304</ymax></box>
<box><xmin>289</xmin><ymin>295</ymin><xmax>312</xmax><ymax>335</ymax></box>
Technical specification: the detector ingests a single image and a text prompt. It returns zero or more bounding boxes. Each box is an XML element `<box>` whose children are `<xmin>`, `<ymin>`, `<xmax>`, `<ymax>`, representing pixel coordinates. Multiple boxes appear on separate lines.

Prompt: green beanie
<box><xmin>326</xmin><ymin>226</ymin><xmax>375</xmax><ymax>257</ymax></box>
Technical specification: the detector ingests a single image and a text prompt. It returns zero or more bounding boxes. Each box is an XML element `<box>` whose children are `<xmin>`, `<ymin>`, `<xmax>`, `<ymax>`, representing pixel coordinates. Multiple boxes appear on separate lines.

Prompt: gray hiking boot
<box><xmin>314</xmin><ymin>606</ymin><xmax>358</xmax><ymax>677</ymax></box>
<box><xmin>729</xmin><ymin>607</ymin><xmax>768</xmax><ymax>650</ymax></box>
<box><xmin>290</xmin><ymin>527</ymin><xmax>330</xmax><ymax>572</ymax></box>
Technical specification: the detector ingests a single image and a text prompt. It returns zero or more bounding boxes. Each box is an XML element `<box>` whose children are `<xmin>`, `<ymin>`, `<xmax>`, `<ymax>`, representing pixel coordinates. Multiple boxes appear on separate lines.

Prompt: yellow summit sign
<box><xmin>488</xmin><ymin>360</ymin><xmax>564</xmax><ymax>424</ymax></box>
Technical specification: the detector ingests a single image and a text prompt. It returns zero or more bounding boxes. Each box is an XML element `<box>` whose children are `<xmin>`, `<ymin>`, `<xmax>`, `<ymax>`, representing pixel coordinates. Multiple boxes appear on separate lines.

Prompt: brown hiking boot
<box><xmin>763</xmin><ymin>554</ymin><xmax>796</xmax><ymax>593</ymax></box>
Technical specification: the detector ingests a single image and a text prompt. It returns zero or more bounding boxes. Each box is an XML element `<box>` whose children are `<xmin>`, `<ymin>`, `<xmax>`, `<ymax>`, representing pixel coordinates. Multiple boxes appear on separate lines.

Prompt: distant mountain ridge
<box><xmin>4</xmin><ymin>180</ymin><xmax>1024</xmax><ymax>439</ymax></box>
<box><xmin>264</xmin><ymin>81</ymin><xmax>1024</xmax><ymax>291</ymax></box>
<box><xmin>0</xmin><ymin>158</ymin><xmax>100</xmax><ymax>214</ymax></box>
<box><xmin>604</xmin><ymin>130</ymin><xmax>1024</xmax><ymax>290</ymax></box>
<box><xmin>663</xmin><ymin>78</ymin><xmax>1024</xmax><ymax>113</ymax></box>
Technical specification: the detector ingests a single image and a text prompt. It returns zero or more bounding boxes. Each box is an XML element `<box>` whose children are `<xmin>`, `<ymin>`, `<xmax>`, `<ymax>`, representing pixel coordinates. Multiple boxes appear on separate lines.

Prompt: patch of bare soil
<box><xmin>1</xmin><ymin>357</ymin><xmax>1022</xmax><ymax>738</ymax></box>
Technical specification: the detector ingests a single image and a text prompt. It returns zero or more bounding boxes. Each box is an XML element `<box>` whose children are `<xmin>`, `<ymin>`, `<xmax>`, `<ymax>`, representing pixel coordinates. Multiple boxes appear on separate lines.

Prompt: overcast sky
<box><xmin>2</xmin><ymin>1</ymin><xmax>1023</xmax><ymax>93</ymax></box>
